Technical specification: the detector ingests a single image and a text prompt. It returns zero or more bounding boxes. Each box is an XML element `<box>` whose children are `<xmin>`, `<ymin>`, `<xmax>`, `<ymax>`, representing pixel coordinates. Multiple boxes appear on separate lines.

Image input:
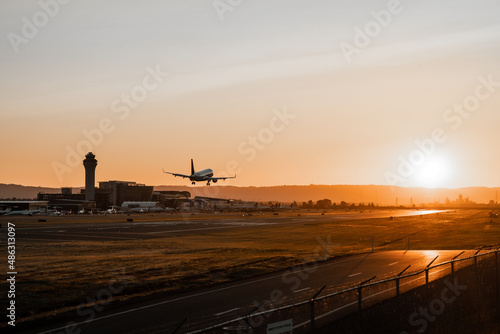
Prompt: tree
<box><xmin>302</xmin><ymin>200</ymin><xmax>314</xmax><ymax>209</ymax></box>
<box><xmin>316</xmin><ymin>199</ymin><xmax>332</xmax><ymax>209</ymax></box>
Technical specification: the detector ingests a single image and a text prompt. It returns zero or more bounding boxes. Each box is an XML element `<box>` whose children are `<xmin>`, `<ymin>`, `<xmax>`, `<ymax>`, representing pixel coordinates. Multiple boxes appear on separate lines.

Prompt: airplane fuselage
<box><xmin>190</xmin><ymin>168</ymin><xmax>214</xmax><ymax>181</ymax></box>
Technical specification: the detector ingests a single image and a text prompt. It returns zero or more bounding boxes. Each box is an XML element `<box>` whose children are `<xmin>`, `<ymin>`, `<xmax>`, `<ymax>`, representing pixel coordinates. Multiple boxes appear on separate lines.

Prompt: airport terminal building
<box><xmin>98</xmin><ymin>181</ymin><xmax>154</xmax><ymax>207</ymax></box>
<box><xmin>37</xmin><ymin>188</ymin><xmax>93</xmax><ymax>212</ymax></box>
<box><xmin>38</xmin><ymin>182</ymin><xmax>154</xmax><ymax>211</ymax></box>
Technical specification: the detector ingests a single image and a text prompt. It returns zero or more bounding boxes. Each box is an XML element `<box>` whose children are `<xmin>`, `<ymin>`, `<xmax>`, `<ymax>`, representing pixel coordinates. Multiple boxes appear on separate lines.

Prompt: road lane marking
<box><xmin>388</xmin><ymin>262</ymin><xmax>398</xmax><ymax>266</ymax></box>
<box><xmin>215</xmin><ymin>308</ymin><xmax>239</xmax><ymax>316</ymax></box>
<box><xmin>348</xmin><ymin>273</ymin><xmax>362</xmax><ymax>277</ymax></box>
<box><xmin>293</xmin><ymin>287</ymin><xmax>310</xmax><ymax>293</ymax></box>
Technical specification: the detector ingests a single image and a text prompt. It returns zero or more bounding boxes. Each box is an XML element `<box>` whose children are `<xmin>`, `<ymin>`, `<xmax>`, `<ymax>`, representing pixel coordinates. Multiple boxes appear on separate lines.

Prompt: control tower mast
<box><xmin>83</xmin><ymin>152</ymin><xmax>98</xmax><ymax>202</ymax></box>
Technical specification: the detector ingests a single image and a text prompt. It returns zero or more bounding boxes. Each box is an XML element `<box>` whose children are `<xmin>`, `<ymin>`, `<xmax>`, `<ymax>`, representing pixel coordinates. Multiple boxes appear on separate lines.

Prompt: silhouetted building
<box><xmin>152</xmin><ymin>191</ymin><xmax>191</xmax><ymax>208</ymax></box>
<box><xmin>38</xmin><ymin>190</ymin><xmax>84</xmax><ymax>202</ymax></box>
<box><xmin>0</xmin><ymin>201</ymin><xmax>48</xmax><ymax>212</ymax></box>
<box><xmin>99</xmin><ymin>181</ymin><xmax>153</xmax><ymax>207</ymax></box>
<box><xmin>95</xmin><ymin>188</ymin><xmax>111</xmax><ymax>210</ymax></box>
<box><xmin>37</xmin><ymin>188</ymin><xmax>93</xmax><ymax>212</ymax></box>
<box><xmin>62</xmin><ymin>187</ymin><xmax>72</xmax><ymax>196</ymax></box>
<box><xmin>83</xmin><ymin>152</ymin><xmax>98</xmax><ymax>201</ymax></box>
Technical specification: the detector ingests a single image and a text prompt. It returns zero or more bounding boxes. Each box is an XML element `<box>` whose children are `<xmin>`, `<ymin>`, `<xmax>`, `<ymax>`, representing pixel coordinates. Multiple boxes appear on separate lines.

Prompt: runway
<box><xmin>0</xmin><ymin>209</ymin><xmax>444</xmax><ymax>243</ymax></box>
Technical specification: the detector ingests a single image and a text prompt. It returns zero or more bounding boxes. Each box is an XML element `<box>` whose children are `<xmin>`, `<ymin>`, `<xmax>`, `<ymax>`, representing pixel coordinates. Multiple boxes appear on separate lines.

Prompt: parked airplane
<box><xmin>4</xmin><ymin>210</ymin><xmax>42</xmax><ymax>216</ymax></box>
<box><xmin>0</xmin><ymin>208</ymin><xmax>12</xmax><ymax>215</ymax></box>
<box><xmin>163</xmin><ymin>159</ymin><xmax>236</xmax><ymax>186</ymax></box>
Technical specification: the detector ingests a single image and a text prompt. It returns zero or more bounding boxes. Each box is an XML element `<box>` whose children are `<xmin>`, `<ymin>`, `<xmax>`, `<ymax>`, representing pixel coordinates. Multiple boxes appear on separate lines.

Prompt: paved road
<box><xmin>20</xmin><ymin>249</ymin><xmax>473</xmax><ymax>334</ymax></box>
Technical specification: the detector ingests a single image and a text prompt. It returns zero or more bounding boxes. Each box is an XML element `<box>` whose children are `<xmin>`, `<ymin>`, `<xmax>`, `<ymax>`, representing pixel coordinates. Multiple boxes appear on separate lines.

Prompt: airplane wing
<box><xmin>210</xmin><ymin>175</ymin><xmax>236</xmax><ymax>181</ymax></box>
<box><xmin>162</xmin><ymin>169</ymin><xmax>190</xmax><ymax>178</ymax></box>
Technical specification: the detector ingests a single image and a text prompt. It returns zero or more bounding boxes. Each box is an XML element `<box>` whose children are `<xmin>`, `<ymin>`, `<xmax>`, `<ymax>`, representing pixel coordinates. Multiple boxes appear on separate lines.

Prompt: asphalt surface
<box><xmin>17</xmin><ymin>249</ymin><xmax>473</xmax><ymax>334</ymax></box>
<box><xmin>2</xmin><ymin>209</ymin><xmax>464</xmax><ymax>334</ymax></box>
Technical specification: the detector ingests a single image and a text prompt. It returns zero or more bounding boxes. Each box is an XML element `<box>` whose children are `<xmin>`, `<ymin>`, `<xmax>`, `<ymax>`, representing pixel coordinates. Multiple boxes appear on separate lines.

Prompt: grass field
<box><xmin>1</xmin><ymin>209</ymin><xmax>499</xmax><ymax>326</ymax></box>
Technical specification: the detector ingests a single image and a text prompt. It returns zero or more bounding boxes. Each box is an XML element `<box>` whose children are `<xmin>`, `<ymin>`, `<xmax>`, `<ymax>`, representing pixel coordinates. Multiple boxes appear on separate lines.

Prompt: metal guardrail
<box><xmin>186</xmin><ymin>248</ymin><xmax>500</xmax><ymax>334</ymax></box>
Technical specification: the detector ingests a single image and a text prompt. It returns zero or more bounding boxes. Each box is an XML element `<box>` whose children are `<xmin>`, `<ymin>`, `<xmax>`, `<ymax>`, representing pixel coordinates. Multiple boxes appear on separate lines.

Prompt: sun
<box><xmin>415</xmin><ymin>155</ymin><xmax>450</xmax><ymax>188</ymax></box>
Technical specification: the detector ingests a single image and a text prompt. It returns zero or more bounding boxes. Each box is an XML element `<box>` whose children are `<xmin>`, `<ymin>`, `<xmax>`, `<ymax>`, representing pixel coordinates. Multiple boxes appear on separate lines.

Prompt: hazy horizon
<box><xmin>2</xmin><ymin>1</ymin><xmax>500</xmax><ymax>189</ymax></box>
<box><xmin>3</xmin><ymin>182</ymin><xmax>500</xmax><ymax>207</ymax></box>
<box><xmin>5</xmin><ymin>181</ymin><xmax>500</xmax><ymax>191</ymax></box>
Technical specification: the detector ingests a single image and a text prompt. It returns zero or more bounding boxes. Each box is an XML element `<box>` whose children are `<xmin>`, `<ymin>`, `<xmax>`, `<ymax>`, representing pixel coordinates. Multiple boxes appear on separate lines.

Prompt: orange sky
<box><xmin>1</xmin><ymin>1</ymin><xmax>500</xmax><ymax>188</ymax></box>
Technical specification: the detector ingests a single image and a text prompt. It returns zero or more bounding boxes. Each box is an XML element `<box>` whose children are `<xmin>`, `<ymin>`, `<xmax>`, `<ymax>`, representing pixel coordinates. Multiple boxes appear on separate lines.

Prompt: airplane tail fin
<box><xmin>191</xmin><ymin>159</ymin><xmax>195</xmax><ymax>175</ymax></box>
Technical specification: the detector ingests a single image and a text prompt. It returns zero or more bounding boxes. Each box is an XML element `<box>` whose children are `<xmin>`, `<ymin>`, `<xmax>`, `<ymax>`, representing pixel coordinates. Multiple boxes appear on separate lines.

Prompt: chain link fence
<box><xmin>176</xmin><ymin>249</ymin><xmax>499</xmax><ymax>334</ymax></box>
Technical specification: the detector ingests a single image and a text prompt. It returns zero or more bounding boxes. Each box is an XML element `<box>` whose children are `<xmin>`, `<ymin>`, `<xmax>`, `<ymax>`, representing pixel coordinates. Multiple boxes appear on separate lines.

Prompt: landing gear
<box><xmin>192</xmin><ymin>181</ymin><xmax>196</xmax><ymax>185</ymax></box>
<box><xmin>206</xmin><ymin>182</ymin><xmax>211</xmax><ymax>186</ymax></box>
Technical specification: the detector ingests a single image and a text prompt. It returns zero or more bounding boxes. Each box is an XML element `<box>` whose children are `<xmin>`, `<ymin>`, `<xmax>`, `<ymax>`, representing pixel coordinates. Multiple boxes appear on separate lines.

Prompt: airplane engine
<box><xmin>212</xmin><ymin>179</ymin><xmax>218</xmax><ymax>183</ymax></box>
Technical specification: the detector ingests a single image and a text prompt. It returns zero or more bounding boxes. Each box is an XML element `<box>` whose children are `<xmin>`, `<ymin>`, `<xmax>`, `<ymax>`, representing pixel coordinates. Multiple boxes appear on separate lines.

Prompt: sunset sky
<box><xmin>1</xmin><ymin>0</ymin><xmax>500</xmax><ymax>188</ymax></box>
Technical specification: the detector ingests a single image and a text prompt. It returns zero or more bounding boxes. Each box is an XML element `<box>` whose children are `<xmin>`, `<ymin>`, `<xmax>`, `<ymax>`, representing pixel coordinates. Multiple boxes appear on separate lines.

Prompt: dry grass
<box><xmin>1</xmin><ymin>209</ymin><xmax>499</xmax><ymax>325</ymax></box>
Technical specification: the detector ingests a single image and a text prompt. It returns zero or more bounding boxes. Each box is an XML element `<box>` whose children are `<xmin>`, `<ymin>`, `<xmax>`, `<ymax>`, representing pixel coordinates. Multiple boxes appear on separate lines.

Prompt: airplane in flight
<box><xmin>163</xmin><ymin>159</ymin><xmax>236</xmax><ymax>186</ymax></box>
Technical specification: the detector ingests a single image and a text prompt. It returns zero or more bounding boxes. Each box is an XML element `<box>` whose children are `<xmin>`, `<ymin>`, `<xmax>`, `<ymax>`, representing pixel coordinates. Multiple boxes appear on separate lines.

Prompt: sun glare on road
<box><xmin>422</xmin><ymin>250</ymin><xmax>440</xmax><ymax>260</ymax></box>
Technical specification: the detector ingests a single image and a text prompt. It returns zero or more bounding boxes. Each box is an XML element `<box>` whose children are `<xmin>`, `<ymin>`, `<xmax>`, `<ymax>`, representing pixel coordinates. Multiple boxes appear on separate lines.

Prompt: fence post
<box><xmin>309</xmin><ymin>285</ymin><xmax>326</xmax><ymax>332</ymax></box>
<box><xmin>397</xmin><ymin>265</ymin><xmax>411</xmax><ymax>332</ymax></box>
<box><xmin>170</xmin><ymin>318</ymin><xmax>187</xmax><ymax>334</ymax></box>
<box><xmin>451</xmin><ymin>251</ymin><xmax>464</xmax><ymax>280</ymax></box>
<box><xmin>474</xmin><ymin>249</ymin><xmax>482</xmax><ymax>332</ymax></box>
<box><xmin>424</xmin><ymin>256</ymin><xmax>439</xmax><ymax>334</ymax></box>
<box><xmin>243</xmin><ymin>301</ymin><xmax>264</xmax><ymax>332</ymax></box>
<box><xmin>496</xmin><ymin>248</ymin><xmax>500</xmax><ymax>332</ymax></box>
<box><xmin>450</xmin><ymin>251</ymin><xmax>464</xmax><ymax>334</ymax></box>
<box><xmin>357</xmin><ymin>286</ymin><xmax>362</xmax><ymax>312</ymax></box>
<box><xmin>425</xmin><ymin>256</ymin><xmax>439</xmax><ymax>289</ymax></box>
<box><xmin>357</xmin><ymin>276</ymin><xmax>376</xmax><ymax>313</ymax></box>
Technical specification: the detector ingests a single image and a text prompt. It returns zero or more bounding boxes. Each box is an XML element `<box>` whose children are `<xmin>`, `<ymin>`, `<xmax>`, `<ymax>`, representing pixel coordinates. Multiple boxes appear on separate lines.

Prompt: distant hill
<box><xmin>1</xmin><ymin>183</ymin><xmax>499</xmax><ymax>205</ymax></box>
<box><xmin>154</xmin><ymin>184</ymin><xmax>500</xmax><ymax>206</ymax></box>
<box><xmin>0</xmin><ymin>184</ymin><xmax>82</xmax><ymax>200</ymax></box>
<box><xmin>0</xmin><ymin>184</ymin><xmax>59</xmax><ymax>200</ymax></box>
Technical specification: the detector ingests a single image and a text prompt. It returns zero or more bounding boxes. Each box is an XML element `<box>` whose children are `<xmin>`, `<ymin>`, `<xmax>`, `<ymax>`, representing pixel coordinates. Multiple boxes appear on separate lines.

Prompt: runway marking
<box><xmin>388</xmin><ymin>262</ymin><xmax>398</xmax><ymax>266</ymax></box>
<box><xmin>348</xmin><ymin>273</ymin><xmax>362</xmax><ymax>277</ymax></box>
<box><xmin>293</xmin><ymin>287</ymin><xmax>310</xmax><ymax>293</ymax></box>
<box><xmin>215</xmin><ymin>308</ymin><xmax>240</xmax><ymax>316</ymax></box>
<box><xmin>14</xmin><ymin>220</ymin><xmax>189</xmax><ymax>231</ymax></box>
<box><xmin>148</xmin><ymin>225</ymin><xmax>245</xmax><ymax>234</ymax></box>
<box><xmin>24</xmin><ymin>233</ymin><xmax>138</xmax><ymax>241</ymax></box>
<box><xmin>88</xmin><ymin>226</ymin><xmax>131</xmax><ymax>230</ymax></box>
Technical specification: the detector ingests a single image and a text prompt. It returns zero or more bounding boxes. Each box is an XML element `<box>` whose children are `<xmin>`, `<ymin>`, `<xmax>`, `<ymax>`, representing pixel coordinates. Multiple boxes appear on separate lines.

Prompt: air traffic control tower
<box><xmin>83</xmin><ymin>152</ymin><xmax>98</xmax><ymax>202</ymax></box>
